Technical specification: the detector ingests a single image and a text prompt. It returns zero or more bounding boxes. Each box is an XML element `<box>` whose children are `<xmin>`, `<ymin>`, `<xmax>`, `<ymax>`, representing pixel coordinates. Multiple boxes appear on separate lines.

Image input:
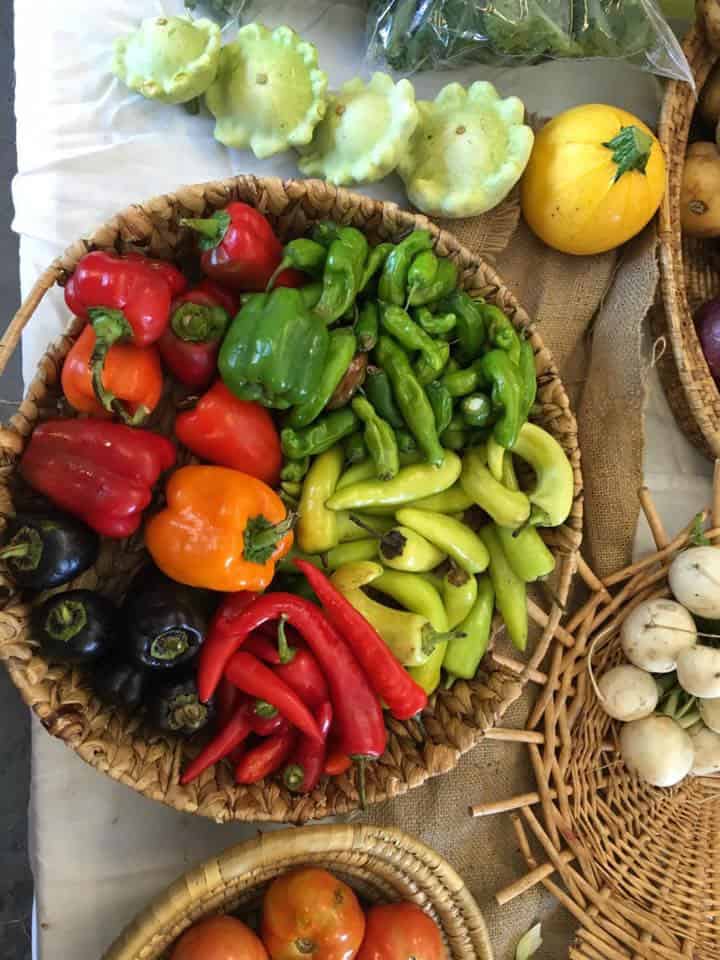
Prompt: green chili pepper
<box><xmin>425</xmin><ymin>382</ymin><xmax>453</xmax><ymax>437</ymax></box>
<box><xmin>461</xmin><ymin>392</ymin><xmax>493</xmax><ymax>428</ymax></box>
<box><xmin>364</xmin><ymin>366</ymin><xmax>404</xmax><ymax>428</ymax></box>
<box><xmin>396</xmin><ymin>428</ymin><xmax>417</xmax><ymax>455</ymax></box>
<box><xmin>282</xmin><ymin>408</ymin><xmax>359</xmax><ymax>460</ymax></box>
<box><xmin>412</xmin><ymin>485</ymin><xmax>474</xmax><ymax>514</ymax></box>
<box><xmin>441</xmin><ymin>566</ymin><xmax>478</xmax><ymax>630</ymax></box>
<box><xmin>441</xmin><ymin>362</ymin><xmax>483</xmax><ymax>398</ymax></box>
<box><xmin>408</xmin><ymin>258</ymin><xmax>458</xmax><ymax>307</ymax></box>
<box><xmin>335</xmin><ymin>512</ymin><xmax>394</xmax><ymax>543</ymax></box>
<box><xmin>297</xmin><ymin>446</ymin><xmax>344</xmax><ymax>554</ymax></box>
<box><xmin>518</xmin><ymin>337</ymin><xmax>537</xmax><ymax>423</ymax></box>
<box><xmin>480</xmin><ymin>350</ymin><xmax>523</xmax><ymax>449</ymax></box>
<box><xmin>511</xmin><ymin>423</ymin><xmax>574</xmax><ymax>528</ymax></box>
<box><xmin>375</xmin><ymin>336</ymin><xmax>444</xmax><ymax>465</ymax></box>
<box><xmin>415</xmin><ymin>347</ymin><xmax>450</xmax><ymax>388</ymax></box>
<box><xmin>440</xmin><ymin>414</ymin><xmax>468</xmax><ymax>452</ymax></box>
<box><xmin>415</xmin><ymin>307</ymin><xmax>457</xmax><ymax>337</ymax></box>
<box><xmin>359</xmin><ymin>242</ymin><xmax>394</xmax><ymax>292</ymax></box>
<box><xmin>355</xmin><ymin>301</ymin><xmax>380</xmax><ymax>352</ymax></box>
<box><xmin>496</xmin><ymin>524</ymin><xmax>555</xmax><ymax>582</ymax></box>
<box><xmin>311</xmin><ymin>221</ymin><xmax>340</xmax><ymax>246</ymax></box>
<box><xmin>314</xmin><ymin>227</ymin><xmax>368</xmax><ymax>325</ymax></box>
<box><xmin>280</xmin><ymin>457</ymin><xmax>310</xmax><ymax>483</ymax></box>
<box><xmin>407</xmin><ymin>250</ymin><xmax>439</xmax><ymax>299</ymax></box>
<box><xmin>379</xmin><ymin>304</ymin><xmax>449</xmax><ymax>386</ymax></box>
<box><xmin>297</xmin><ymin>281</ymin><xmax>323</xmax><ymax>310</ymax></box>
<box><xmin>486</xmin><ymin>435</ymin><xmax>505</xmax><ymax>483</ymax></box>
<box><xmin>281</xmin><ymin>480</ymin><xmax>302</xmax><ymax>498</ymax></box>
<box><xmin>267</xmin><ymin>238</ymin><xmax>327</xmax><ymax>290</ymax></box>
<box><xmin>326</xmin><ymin>449</ymin><xmax>461</xmax><ymax>511</ymax></box>
<box><xmin>379</xmin><ymin>526</ymin><xmax>446</xmax><ymax>572</ymax></box>
<box><xmin>336</xmin><ymin>459</ymin><xmax>377</xmax><ymax>491</ymax></box>
<box><xmin>460</xmin><ymin>446</ymin><xmax>530</xmax><ymax>529</ymax></box>
<box><xmin>343</xmin><ymin>431</ymin><xmax>367</xmax><ymax>465</ymax></box>
<box><xmin>480</xmin><ymin>303</ymin><xmax>521</xmax><ymax>364</ymax></box>
<box><xmin>378</xmin><ymin>230</ymin><xmax>433</xmax><ymax>306</ymax></box>
<box><xmin>480</xmin><ymin>525</ymin><xmax>527</xmax><ymax>652</ymax></box>
<box><xmin>352</xmin><ymin>396</ymin><xmax>400</xmax><ymax>481</ymax></box>
<box><xmin>396</xmin><ymin>508</ymin><xmax>489</xmax><ymax>575</ymax></box>
<box><xmin>443</xmin><ymin>574</ymin><xmax>494</xmax><ymax>678</ymax></box>
<box><xmin>289</xmin><ymin>329</ymin><xmax>357</xmax><ymax>428</ymax></box>
<box><xmin>323</xmin><ymin>538</ymin><xmax>378</xmax><ymax>570</ymax></box>
<box><xmin>373</xmin><ymin>570</ymin><xmax>448</xmax><ymax>630</ymax></box>
<box><xmin>438</xmin><ymin>291</ymin><xmax>486</xmax><ymax>363</ymax></box>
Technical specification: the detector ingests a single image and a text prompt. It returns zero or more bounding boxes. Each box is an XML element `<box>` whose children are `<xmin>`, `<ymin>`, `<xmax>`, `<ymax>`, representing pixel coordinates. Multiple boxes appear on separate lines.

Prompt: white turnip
<box><xmin>676</xmin><ymin>644</ymin><xmax>720</xmax><ymax>698</ymax></box>
<box><xmin>689</xmin><ymin>723</ymin><xmax>720</xmax><ymax>775</ymax></box>
<box><xmin>669</xmin><ymin>546</ymin><xmax>720</xmax><ymax>619</ymax></box>
<box><xmin>619</xmin><ymin>715</ymin><xmax>694</xmax><ymax>787</ymax></box>
<box><xmin>699</xmin><ymin>697</ymin><xmax>720</xmax><ymax>733</ymax></box>
<box><xmin>596</xmin><ymin>665</ymin><xmax>658</xmax><ymax>721</ymax></box>
<box><xmin>620</xmin><ymin>598</ymin><xmax>697</xmax><ymax>673</ymax></box>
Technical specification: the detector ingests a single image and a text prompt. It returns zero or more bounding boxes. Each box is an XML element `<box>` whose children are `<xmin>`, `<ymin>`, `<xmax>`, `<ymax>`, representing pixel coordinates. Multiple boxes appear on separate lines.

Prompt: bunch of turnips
<box><xmin>594</xmin><ymin>537</ymin><xmax>720</xmax><ymax>787</ymax></box>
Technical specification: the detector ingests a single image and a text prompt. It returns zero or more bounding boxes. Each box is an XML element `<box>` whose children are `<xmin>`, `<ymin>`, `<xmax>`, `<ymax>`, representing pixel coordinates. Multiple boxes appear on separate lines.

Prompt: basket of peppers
<box><xmin>0</xmin><ymin>175</ymin><xmax>582</xmax><ymax>823</ymax></box>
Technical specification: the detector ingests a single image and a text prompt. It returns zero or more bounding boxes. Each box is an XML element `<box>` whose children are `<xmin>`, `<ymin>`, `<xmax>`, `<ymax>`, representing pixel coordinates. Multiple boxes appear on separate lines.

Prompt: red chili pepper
<box><xmin>19</xmin><ymin>419</ymin><xmax>175</xmax><ymax>538</ymax></box>
<box><xmin>174</xmin><ymin>381</ymin><xmax>282</xmax><ymax>486</ymax></box>
<box><xmin>224</xmin><ymin>652</ymin><xmax>323</xmax><ymax>743</ymax></box>
<box><xmin>180</xmin><ymin>202</ymin><xmax>303</xmax><ymax>292</ymax></box>
<box><xmin>235</xmin><ymin>726</ymin><xmax>297</xmax><ymax>785</ymax></box>
<box><xmin>243</xmin><ymin>620</ymin><xmax>329</xmax><ymax>710</ymax></box>
<box><xmin>124</xmin><ymin>252</ymin><xmax>187</xmax><ymax>297</ymax></box>
<box><xmin>216</xmin><ymin>675</ymin><xmax>240</xmax><ymax>729</ymax></box>
<box><xmin>294</xmin><ymin>560</ymin><xmax>428</xmax><ymax>722</ymax></box>
<box><xmin>324</xmin><ymin>748</ymin><xmax>352</xmax><ymax>777</ymax></box>
<box><xmin>197</xmin><ymin>592</ymin><xmax>387</xmax><ymax>761</ymax></box>
<box><xmin>209</xmin><ymin>591</ymin><xmax>257</xmax><ymax>648</ymax></box>
<box><xmin>250</xmin><ymin>701</ymin><xmax>289</xmax><ymax>737</ymax></box>
<box><xmin>64</xmin><ymin>251</ymin><xmax>176</xmax><ymax>423</ymax></box>
<box><xmin>283</xmin><ymin>701</ymin><xmax>333</xmax><ymax>794</ymax></box>
<box><xmin>158</xmin><ymin>288</ymin><xmax>231</xmax><ymax>389</ymax></box>
<box><xmin>180</xmin><ymin>701</ymin><xmax>252</xmax><ymax>785</ymax></box>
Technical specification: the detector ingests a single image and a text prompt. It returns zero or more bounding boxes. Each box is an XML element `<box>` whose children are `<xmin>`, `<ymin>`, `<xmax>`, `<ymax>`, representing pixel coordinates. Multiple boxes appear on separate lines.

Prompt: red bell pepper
<box><xmin>64</xmin><ymin>251</ymin><xmax>179</xmax><ymax>423</ymax></box>
<box><xmin>124</xmin><ymin>252</ymin><xmax>187</xmax><ymax>297</ymax></box>
<box><xmin>244</xmin><ymin>620</ymin><xmax>329</xmax><ymax>710</ymax></box>
<box><xmin>194</xmin><ymin>277</ymin><xmax>238</xmax><ymax>315</ymax></box>
<box><xmin>174</xmin><ymin>381</ymin><xmax>282</xmax><ymax>487</ymax></box>
<box><xmin>223</xmin><ymin>651</ymin><xmax>323</xmax><ymax>743</ymax></box>
<box><xmin>19</xmin><ymin>419</ymin><xmax>175</xmax><ymax>538</ymax></box>
<box><xmin>181</xmin><ymin>202</ymin><xmax>303</xmax><ymax>292</ymax></box>
<box><xmin>158</xmin><ymin>287</ymin><xmax>232</xmax><ymax>389</ymax></box>
<box><xmin>283</xmin><ymin>701</ymin><xmax>333</xmax><ymax>794</ymax></box>
<box><xmin>235</xmin><ymin>726</ymin><xmax>297</xmax><ymax>785</ymax></box>
<box><xmin>180</xmin><ymin>701</ymin><xmax>252</xmax><ymax>785</ymax></box>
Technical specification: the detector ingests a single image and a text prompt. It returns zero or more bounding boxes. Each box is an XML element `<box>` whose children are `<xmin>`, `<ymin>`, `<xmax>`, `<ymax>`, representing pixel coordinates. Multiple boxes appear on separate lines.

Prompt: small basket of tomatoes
<box><xmin>101</xmin><ymin>825</ymin><xmax>492</xmax><ymax>960</ymax></box>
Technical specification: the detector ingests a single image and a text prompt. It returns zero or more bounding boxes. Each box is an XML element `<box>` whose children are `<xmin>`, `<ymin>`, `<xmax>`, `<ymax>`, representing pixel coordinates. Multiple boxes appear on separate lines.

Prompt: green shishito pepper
<box><xmin>365</xmin><ymin>366</ymin><xmax>404</xmax><ymax>428</ymax></box>
<box><xmin>288</xmin><ymin>328</ymin><xmax>357</xmax><ymax>428</ymax></box>
<box><xmin>379</xmin><ymin>230</ymin><xmax>433</xmax><ymax>305</ymax></box>
<box><xmin>425</xmin><ymin>381</ymin><xmax>453</xmax><ymax>436</ymax></box>
<box><xmin>407</xmin><ymin>257</ymin><xmax>458</xmax><ymax>307</ymax></box>
<box><xmin>359</xmin><ymin>242</ymin><xmax>393</xmax><ymax>293</ymax></box>
<box><xmin>314</xmin><ymin>226</ymin><xmax>368</xmax><ymax>324</ymax></box>
<box><xmin>379</xmin><ymin>304</ymin><xmax>449</xmax><ymax>386</ymax></box>
<box><xmin>375</xmin><ymin>336</ymin><xmax>444</xmax><ymax>465</ymax></box>
<box><xmin>407</xmin><ymin>250</ymin><xmax>439</xmax><ymax>299</ymax></box>
<box><xmin>267</xmin><ymin>238</ymin><xmax>327</xmax><ymax>290</ymax></box>
<box><xmin>282</xmin><ymin>408</ymin><xmax>359</xmax><ymax>460</ymax></box>
<box><xmin>352</xmin><ymin>396</ymin><xmax>400</xmax><ymax>481</ymax></box>
<box><xmin>479</xmin><ymin>303</ymin><xmax>521</xmax><ymax>365</ymax></box>
<box><xmin>219</xmin><ymin>287</ymin><xmax>328</xmax><ymax>409</ymax></box>
<box><xmin>415</xmin><ymin>307</ymin><xmax>457</xmax><ymax>337</ymax></box>
<box><xmin>355</xmin><ymin>301</ymin><xmax>380</xmax><ymax>352</ymax></box>
<box><xmin>479</xmin><ymin>350</ymin><xmax>523</xmax><ymax>449</ymax></box>
<box><xmin>438</xmin><ymin>290</ymin><xmax>486</xmax><ymax>364</ymax></box>
<box><xmin>518</xmin><ymin>336</ymin><xmax>537</xmax><ymax>423</ymax></box>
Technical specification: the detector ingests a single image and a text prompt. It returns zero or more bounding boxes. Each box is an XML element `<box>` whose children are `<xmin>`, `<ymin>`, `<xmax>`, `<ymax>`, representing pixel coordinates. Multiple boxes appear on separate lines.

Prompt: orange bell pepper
<box><xmin>61</xmin><ymin>325</ymin><xmax>163</xmax><ymax>423</ymax></box>
<box><xmin>145</xmin><ymin>465</ymin><xmax>294</xmax><ymax>592</ymax></box>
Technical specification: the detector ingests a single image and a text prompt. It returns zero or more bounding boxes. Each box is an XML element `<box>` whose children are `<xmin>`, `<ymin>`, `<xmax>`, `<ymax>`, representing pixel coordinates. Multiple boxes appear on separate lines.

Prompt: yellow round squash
<box><xmin>521</xmin><ymin>104</ymin><xmax>666</xmax><ymax>256</ymax></box>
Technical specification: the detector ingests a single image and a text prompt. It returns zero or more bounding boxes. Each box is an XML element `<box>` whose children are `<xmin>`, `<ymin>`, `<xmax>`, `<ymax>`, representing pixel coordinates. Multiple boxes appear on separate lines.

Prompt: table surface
<box><xmin>13</xmin><ymin>3</ymin><xmax>712</xmax><ymax>959</ymax></box>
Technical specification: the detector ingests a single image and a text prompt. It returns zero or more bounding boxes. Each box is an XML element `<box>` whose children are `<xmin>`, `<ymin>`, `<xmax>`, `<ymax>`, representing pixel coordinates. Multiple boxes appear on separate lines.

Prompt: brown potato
<box><xmin>699</xmin><ymin>0</ymin><xmax>720</xmax><ymax>51</ymax></box>
<box><xmin>700</xmin><ymin>63</ymin><xmax>720</xmax><ymax>129</ymax></box>
<box><xmin>680</xmin><ymin>141</ymin><xmax>720</xmax><ymax>237</ymax></box>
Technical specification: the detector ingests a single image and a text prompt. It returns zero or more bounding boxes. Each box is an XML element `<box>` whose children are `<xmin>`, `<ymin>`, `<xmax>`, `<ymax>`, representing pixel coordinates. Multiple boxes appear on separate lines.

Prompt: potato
<box><xmin>680</xmin><ymin>141</ymin><xmax>720</xmax><ymax>238</ymax></box>
<box><xmin>700</xmin><ymin>62</ymin><xmax>720</xmax><ymax>129</ymax></box>
<box><xmin>699</xmin><ymin>0</ymin><xmax>720</xmax><ymax>52</ymax></box>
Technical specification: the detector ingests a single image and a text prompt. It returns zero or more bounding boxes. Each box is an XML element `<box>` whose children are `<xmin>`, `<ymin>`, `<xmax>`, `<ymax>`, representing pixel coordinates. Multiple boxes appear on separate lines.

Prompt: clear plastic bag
<box><xmin>183</xmin><ymin>0</ymin><xmax>251</xmax><ymax>28</ymax></box>
<box><xmin>366</xmin><ymin>0</ymin><xmax>693</xmax><ymax>83</ymax></box>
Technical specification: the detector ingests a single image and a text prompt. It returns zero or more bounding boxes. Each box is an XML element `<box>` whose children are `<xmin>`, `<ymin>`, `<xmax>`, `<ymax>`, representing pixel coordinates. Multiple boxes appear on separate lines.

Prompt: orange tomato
<box><xmin>356</xmin><ymin>903</ymin><xmax>446</xmax><ymax>960</ymax></box>
<box><xmin>171</xmin><ymin>915</ymin><xmax>268</xmax><ymax>960</ymax></box>
<box><xmin>262</xmin><ymin>868</ymin><xmax>365</xmax><ymax>960</ymax></box>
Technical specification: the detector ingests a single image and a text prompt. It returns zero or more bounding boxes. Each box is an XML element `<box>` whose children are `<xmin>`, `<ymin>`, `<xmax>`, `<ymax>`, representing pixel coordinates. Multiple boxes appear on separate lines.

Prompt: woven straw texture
<box><xmin>0</xmin><ymin>175</ymin><xmax>582</xmax><ymax>823</ymax></box>
<box><xmin>474</xmin><ymin>483</ymin><xmax>720</xmax><ymax>960</ymax></box>
<box><xmin>656</xmin><ymin>20</ymin><xmax>720</xmax><ymax>460</ymax></box>
<box><xmin>101</xmin><ymin>824</ymin><xmax>493</xmax><ymax>960</ymax></box>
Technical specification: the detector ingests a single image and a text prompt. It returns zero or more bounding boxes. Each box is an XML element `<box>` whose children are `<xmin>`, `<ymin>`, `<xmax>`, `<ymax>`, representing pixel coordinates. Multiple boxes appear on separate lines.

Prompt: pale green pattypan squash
<box><xmin>297</xmin><ymin>73</ymin><xmax>419</xmax><ymax>186</ymax></box>
<box><xmin>398</xmin><ymin>82</ymin><xmax>534</xmax><ymax>218</ymax></box>
<box><xmin>113</xmin><ymin>16</ymin><xmax>221</xmax><ymax>105</ymax></box>
<box><xmin>205</xmin><ymin>23</ymin><xmax>328</xmax><ymax>159</ymax></box>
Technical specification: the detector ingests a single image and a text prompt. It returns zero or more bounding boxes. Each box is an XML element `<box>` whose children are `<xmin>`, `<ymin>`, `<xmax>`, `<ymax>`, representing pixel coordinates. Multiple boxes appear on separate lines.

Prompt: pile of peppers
<box><xmin>4</xmin><ymin>199</ymin><xmax>575</xmax><ymax>801</ymax></box>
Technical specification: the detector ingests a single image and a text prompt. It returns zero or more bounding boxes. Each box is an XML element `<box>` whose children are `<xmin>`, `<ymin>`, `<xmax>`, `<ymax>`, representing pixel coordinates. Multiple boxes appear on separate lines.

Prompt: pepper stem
<box><xmin>150</xmin><ymin>630</ymin><xmax>190</xmax><ymax>662</ymax></box>
<box><xmin>243</xmin><ymin>512</ymin><xmax>297</xmax><ymax>566</ymax></box>
<box><xmin>88</xmin><ymin>309</ymin><xmax>148</xmax><ymax>425</ymax></box>
<box><xmin>45</xmin><ymin>599</ymin><xmax>87</xmax><ymax>643</ymax></box>
<box><xmin>283</xmin><ymin>763</ymin><xmax>306</xmax><ymax>792</ymax></box>
<box><xmin>180</xmin><ymin>211</ymin><xmax>231</xmax><ymax>252</ymax></box>
<box><xmin>265</xmin><ymin>257</ymin><xmax>292</xmax><ymax>293</ymax></box>
<box><xmin>276</xmin><ymin>616</ymin><xmax>297</xmax><ymax>664</ymax></box>
<box><xmin>603</xmin><ymin>125</ymin><xmax>653</xmax><ymax>182</ymax></box>
<box><xmin>0</xmin><ymin>543</ymin><xmax>30</xmax><ymax>561</ymax></box>
<box><xmin>421</xmin><ymin>626</ymin><xmax>466</xmax><ymax>659</ymax></box>
<box><xmin>355</xmin><ymin>757</ymin><xmax>367</xmax><ymax>810</ymax></box>
<box><xmin>171</xmin><ymin>302</ymin><xmax>228</xmax><ymax>343</ymax></box>
<box><xmin>254</xmin><ymin>698</ymin><xmax>278</xmax><ymax>718</ymax></box>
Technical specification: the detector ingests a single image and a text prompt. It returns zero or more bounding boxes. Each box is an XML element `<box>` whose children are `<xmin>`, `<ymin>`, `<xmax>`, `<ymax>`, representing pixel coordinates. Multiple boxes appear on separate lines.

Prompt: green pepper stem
<box><xmin>422</xmin><ymin>627</ymin><xmax>466</xmax><ymax>659</ymax></box>
<box><xmin>150</xmin><ymin>630</ymin><xmax>190</xmax><ymax>662</ymax></box>
<box><xmin>180</xmin><ymin>211</ymin><xmax>231</xmax><ymax>251</ymax></box>
<box><xmin>603</xmin><ymin>125</ymin><xmax>653</xmax><ymax>181</ymax></box>
<box><xmin>354</xmin><ymin>756</ymin><xmax>367</xmax><ymax>810</ymax></box>
<box><xmin>254</xmin><ymin>698</ymin><xmax>279</xmax><ymax>718</ymax></box>
<box><xmin>265</xmin><ymin>257</ymin><xmax>292</xmax><ymax>292</ymax></box>
<box><xmin>243</xmin><ymin>512</ymin><xmax>297</xmax><ymax>566</ymax></box>
<box><xmin>45</xmin><ymin>599</ymin><xmax>87</xmax><ymax>643</ymax></box>
<box><xmin>443</xmin><ymin>672</ymin><xmax>456</xmax><ymax>690</ymax></box>
<box><xmin>0</xmin><ymin>543</ymin><xmax>30</xmax><ymax>561</ymax></box>
<box><xmin>276</xmin><ymin>615</ymin><xmax>297</xmax><ymax>664</ymax></box>
<box><xmin>283</xmin><ymin>763</ymin><xmax>305</xmax><ymax>792</ymax></box>
<box><xmin>88</xmin><ymin>309</ymin><xmax>147</xmax><ymax>425</ymax></box>
<box><xmin>171</xmin><ymin>302</ymin><xmax>228</xmax><ymax>343</ymax></box>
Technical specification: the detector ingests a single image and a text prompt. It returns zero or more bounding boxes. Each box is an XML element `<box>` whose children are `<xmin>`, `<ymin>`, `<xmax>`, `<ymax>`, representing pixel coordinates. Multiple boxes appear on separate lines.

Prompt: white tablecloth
<box><xmin>13</xmin><ymin>3</ymin><xmax>712</xmax><ymax>958</ymax></box>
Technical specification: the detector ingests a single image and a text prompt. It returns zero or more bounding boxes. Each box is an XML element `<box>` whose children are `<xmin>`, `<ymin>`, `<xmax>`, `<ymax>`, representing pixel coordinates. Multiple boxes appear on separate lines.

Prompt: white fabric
<box><xmin>12</xmin><ymin>2</ymin><xmax>711</xmax><ymax>958</ymax></box>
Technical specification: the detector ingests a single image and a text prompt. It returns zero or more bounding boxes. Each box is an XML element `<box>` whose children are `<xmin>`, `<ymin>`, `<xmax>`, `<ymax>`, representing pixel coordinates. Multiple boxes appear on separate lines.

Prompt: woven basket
<box><xmin>474</xmin><ymin>480</ymin><xmax>720</xmax><ymax>959</ymax></box>
<box><xmin>0</xmin><ymin>174</ymin><xmax>582</xmax><ymax>823</ymax></box>
<box><xmin>656</xmin><ymin>20</ymin><xmax>720</xmax><ymax>459</ymax></box>
<box><xmin>101</xmin><ymin>824</ymin><xmax>493</xmax><ymax>960</ymax></box>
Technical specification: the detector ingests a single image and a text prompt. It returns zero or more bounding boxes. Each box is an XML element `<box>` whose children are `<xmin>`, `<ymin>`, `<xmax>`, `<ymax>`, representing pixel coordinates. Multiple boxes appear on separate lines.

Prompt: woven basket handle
<box><xmin>0</xmin><ymin>263</ymin><xmax>65</xmax><ymax>379</ymax></box>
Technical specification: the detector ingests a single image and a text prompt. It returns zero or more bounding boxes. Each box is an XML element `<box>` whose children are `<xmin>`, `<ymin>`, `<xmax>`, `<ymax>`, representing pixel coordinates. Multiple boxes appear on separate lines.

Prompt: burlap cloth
<box><xmin>356</xmin><ymin>199</ymin><xmax>660</xmax><ymax>960</ymax></box>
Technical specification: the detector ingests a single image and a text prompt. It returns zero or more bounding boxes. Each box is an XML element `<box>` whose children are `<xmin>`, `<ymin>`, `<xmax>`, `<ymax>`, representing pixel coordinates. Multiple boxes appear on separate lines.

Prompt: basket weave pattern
<box><xmin>0</xmin><ymin>175</ymin><xmax>582</xmax><ymax>823</ymax></box>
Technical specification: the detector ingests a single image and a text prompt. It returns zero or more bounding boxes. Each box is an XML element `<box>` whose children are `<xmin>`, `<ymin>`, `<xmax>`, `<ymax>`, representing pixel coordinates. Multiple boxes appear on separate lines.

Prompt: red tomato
<box><xmin>171</xmin><ymin>915</ymin><xmax>268</xmax><ymax>960</ymax></box>
<box><xmin>262</xmin><ymin>868</ymin><xmax>365</xmax><ymax>960</ymax></box>
<box><xmin>356</xmin><ymin>903</ymin><xmax>446</xmax><ymax>960</ymax></box>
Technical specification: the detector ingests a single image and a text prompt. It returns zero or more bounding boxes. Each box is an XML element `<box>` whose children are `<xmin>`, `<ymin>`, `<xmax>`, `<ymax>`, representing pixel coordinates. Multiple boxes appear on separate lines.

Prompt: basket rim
<box><xmin>101</xmin><ymin>824</ymin><xmax>494</xmax><ymax>960</ymax></box>
<box><xmin>0</xmin><ymin>173</ymin><xmax>583</xmax><ymax>824</ymax></box>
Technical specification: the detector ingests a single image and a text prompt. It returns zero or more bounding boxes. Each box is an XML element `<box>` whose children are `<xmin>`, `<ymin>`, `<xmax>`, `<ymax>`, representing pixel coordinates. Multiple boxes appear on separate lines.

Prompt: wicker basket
<box><xmin>474</xmin><ymin>480</ymin><xmax>720</xmax><ymax>959</ymax></box>
<box><xmin>101</xmin><ymin>824</ymin><xmax>493</xmax><ymax>960</ymax></box>
<box><xmin>0</xmin><ymin>174</ymin><xmax>582</xmax><ymax>824</ymax></box>
<box><xmin>656</xmin><ymin>20</ymin><xmax>720</xmax><ymax>459</ymax></box>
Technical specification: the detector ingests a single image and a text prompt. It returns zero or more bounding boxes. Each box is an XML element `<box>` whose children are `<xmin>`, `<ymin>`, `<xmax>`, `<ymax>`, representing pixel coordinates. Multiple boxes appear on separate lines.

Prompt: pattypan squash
<box><xmin>398</xmin><ymin>82</ymin><xmax>534</xmax><ymax>219</ymax></box>
<box><xmin>297</xmin><ymin>73</ymin><xmax>419</xmax><ymax>186</ymax></box>
<box><xmin>113</xmin><ymin>16</ymin><xmax>221</xmax><ymax>105</ymax></box>
<box><xmin>205</xmin><ymin>23</ymin><xmax>328</xmax><ymax>159</ymax></box>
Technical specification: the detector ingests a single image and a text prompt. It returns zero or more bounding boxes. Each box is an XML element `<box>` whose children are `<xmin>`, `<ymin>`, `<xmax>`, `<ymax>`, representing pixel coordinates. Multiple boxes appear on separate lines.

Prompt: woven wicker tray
<box><xmin>656</xmin><ymin>21</ymin><xmax>720</xmax><ymax>459</ymax></box>
<box><xmin>0</xmin><ymin>175</ymin><xmax>582</xmax><ymax>823</ymax></box>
